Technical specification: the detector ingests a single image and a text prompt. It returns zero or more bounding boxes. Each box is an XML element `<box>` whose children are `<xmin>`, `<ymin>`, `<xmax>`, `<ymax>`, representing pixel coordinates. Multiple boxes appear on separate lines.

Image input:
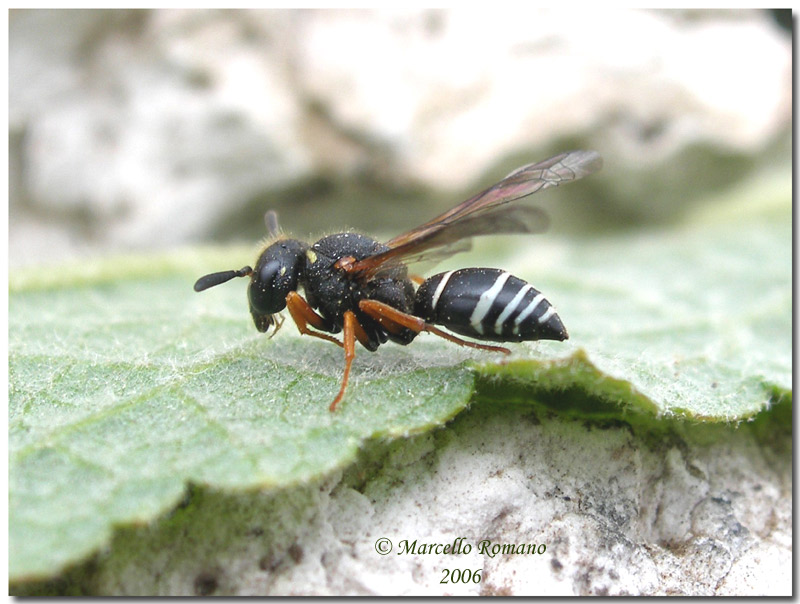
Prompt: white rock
<box><xmin>9</xmin><ymin>10</ymin><xmax>790</xmax><ymax>265</ymax></box>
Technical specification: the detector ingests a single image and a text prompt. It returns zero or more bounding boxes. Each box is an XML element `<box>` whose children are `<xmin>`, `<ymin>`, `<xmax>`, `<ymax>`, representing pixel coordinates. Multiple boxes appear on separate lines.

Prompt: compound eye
<box><xmin>248</xmin><ymin>239</ymin><xmax>305</xmax><ymax>317</ymax></box>
<box><xmin>258</xmin><ymin>259</ymin><xmax>283</xmax><ymax>286</ymax></box>
<box><xmin>248</xmin><ymin>259</ymin><xmax>286</xmax><ymax>315</ymax></box>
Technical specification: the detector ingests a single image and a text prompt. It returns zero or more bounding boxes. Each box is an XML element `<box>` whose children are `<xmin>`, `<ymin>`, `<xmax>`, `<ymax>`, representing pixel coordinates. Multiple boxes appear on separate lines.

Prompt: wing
<box><xmin>349</xmin><ymin>150</ymin><xmax>602</xmax><ymax>278</ymax></box>
<box><xmin>370</xmin><ymin>205</ymin><xmax>550</xmax><ymax>272</ymax></box>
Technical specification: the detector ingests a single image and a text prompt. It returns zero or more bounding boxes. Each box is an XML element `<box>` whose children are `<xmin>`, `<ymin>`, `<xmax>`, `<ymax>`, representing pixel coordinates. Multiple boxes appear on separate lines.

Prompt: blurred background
<box><xmin>9</xmin><ymin>9</ymin><xmax>792</xmax><ymax>267</ymax></box>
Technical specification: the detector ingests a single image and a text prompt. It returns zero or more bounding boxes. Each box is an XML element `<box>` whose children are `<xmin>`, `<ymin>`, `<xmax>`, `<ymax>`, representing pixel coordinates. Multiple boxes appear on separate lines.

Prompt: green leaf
<box><xmin>9</xmin><ymin>177</ymin><xmax>790</xmax><ymax>583</ymax></box>
<box><xmin>482</xmin><ymin>213</ymin><xmax>791</xmax><ymax>421</ymax></box>
<box><xmin>9</xmin><ymin>277</ymin><xmax>476</xmax><ymax>579</ymax></box>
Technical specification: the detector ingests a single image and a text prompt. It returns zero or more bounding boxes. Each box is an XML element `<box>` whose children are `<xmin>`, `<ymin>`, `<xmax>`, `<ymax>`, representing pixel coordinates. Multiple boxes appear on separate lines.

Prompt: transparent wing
<box><xmin>379</xmin><ymin>206</ymin><xmax>549</xmax><ymax>273</ymax></box>
<box><xmin>349</xmin><ymin>150</ymin><xmax>602</xmax><ymax>278</ymax></box>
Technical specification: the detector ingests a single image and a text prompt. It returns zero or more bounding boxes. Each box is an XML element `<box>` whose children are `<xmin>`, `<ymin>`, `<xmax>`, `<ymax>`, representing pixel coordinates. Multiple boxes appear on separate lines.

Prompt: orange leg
<box><xmin>330</xmin><ymin>310</ymin><xmax>359</xmax><ymax>411</ymax></box>
<box><xmin>350</xmin><ymin>313</ymin><xmax>372</xmax><ymax>350</ymax></box>
<box><xmin>359</xmin><ymin>299</ymin><xmax>511</xmax><ymax>355</ymax></box>
<box><xmin>285</xmin><ymin>291</ymin><xmax>343</xmax><ymax>348</ymax></box>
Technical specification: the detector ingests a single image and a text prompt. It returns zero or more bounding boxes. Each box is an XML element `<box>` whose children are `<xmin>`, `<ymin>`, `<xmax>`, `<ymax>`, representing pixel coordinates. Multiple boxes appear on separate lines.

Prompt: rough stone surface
<box><xmin>86</xmin><ymin>402</ymin><xmax>790</xmax><ymax>596</ymax></box>
<box><xmin>9</xmin><ymin>9</ymin><xmax>791</xmax><ymax>264</ymax></box>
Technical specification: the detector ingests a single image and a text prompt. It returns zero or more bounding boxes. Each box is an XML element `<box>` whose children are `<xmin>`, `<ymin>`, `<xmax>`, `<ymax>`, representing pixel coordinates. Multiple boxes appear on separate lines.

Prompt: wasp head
<box><xmin>247</xmin><ymin>238</ymin><xmax>308</xmax><ymax>333</ymax></box>
<box><xmin>193</xmin><ymin>211</ymin><xmax>308</xmax><ymax>336</ymax></box>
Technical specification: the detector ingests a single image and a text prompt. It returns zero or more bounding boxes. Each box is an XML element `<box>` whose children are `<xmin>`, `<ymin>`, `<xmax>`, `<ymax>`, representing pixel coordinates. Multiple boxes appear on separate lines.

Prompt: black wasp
<box><xmin>195</xmin><ymin>150</ymin><xmax>602</xmax><ymax>411</ymax></box>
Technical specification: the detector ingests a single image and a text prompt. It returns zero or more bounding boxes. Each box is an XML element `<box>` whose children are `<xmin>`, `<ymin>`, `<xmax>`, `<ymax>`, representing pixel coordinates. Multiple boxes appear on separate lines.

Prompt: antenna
<box><xmin>193</xmin><ymin>266</ymin><xmax>253</xmax><ymax>292</ymax></box>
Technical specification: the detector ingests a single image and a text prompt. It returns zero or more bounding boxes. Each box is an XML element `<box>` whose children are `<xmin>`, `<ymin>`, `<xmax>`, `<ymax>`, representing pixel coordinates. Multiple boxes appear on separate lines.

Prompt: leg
<box><xmin>359</xmin><ymin>300</ymin><xmax>511</xmax><ymax>354</ymax></box>
<box><xmin>267</xmin><ymin>313</ymin><xmax>285</xmax><ymax>339</ymax></box>
<box><xmin>285</xmin><ymin>291</ymin><xmax>343</xmax><ymax>348</ymax></box>
<box><xmin>350</xmin><ymin>313</ymin><xmax>373</xmax><ymax>350</ymax></box>
<box><xmin>330</xmin><ymin>310</ymin><xmax>359</xmax><ymax>411</ymax></box>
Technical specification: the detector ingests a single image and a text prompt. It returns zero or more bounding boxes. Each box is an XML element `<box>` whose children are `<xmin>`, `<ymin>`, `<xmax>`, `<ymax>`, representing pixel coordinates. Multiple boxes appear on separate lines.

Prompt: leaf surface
<box><xmin>9</xmin><ymin>177</ymin><xmax>790</xmax><ymax>581</ymax></box>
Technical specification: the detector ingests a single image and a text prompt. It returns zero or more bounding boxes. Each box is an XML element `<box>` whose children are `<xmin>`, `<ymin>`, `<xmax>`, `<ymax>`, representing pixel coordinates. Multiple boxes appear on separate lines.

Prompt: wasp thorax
<box><xmin>248</xmin><ymin>239</ymin><xmax>308</xmax><ymax>326</ymax></box>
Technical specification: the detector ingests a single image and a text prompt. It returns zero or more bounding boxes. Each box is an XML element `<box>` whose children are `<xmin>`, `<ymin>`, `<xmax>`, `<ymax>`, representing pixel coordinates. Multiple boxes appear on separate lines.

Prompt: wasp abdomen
<box><xmin>414</xmin><ymin>268</ymin><xmax>567</xmax><ymax>343</ymax></box>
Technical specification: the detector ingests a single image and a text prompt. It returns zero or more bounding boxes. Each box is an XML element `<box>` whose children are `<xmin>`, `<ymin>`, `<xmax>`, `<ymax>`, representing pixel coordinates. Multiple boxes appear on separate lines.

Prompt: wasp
<box><xmin>194</xmin><ymin>150</ymin><xmax>602</xmax><ymax>411</ymax></box>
